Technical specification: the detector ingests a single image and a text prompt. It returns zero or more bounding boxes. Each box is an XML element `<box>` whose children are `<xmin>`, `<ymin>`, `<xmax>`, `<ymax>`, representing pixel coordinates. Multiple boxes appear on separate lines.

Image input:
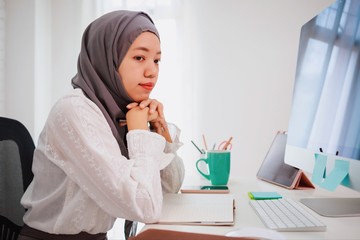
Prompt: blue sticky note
<box><xmin>248</xmin><ymin>192</ymin><xmax>282</xmax><ymax>200</ymax></box>
<box><xmin>312</xmin><ymin>153</ymin><xmax>327</xmax><ymax>185</ymax></box>
<box><xmin>320</xmin><ymin>160</ymin><xmax>349</xmax><ymax>191</ymax></box>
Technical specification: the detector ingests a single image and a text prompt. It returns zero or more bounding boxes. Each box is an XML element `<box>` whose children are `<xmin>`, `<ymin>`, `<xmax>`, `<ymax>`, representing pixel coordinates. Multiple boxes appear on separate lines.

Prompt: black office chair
<box><xmin>0</xmin><ymin>117</ymin><xmax>35</xmax><ymax>240</ymax></box>
<box><xmin>124</xmin><ymin>220</ymin><xmax>138</xmax><ymax>239</ymax></box>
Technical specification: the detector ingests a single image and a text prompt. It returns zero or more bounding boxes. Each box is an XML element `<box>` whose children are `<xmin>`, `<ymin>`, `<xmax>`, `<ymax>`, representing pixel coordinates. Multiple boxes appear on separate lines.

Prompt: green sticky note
<box><xmin>248</xmin><ymin>191</ymin><xmax>282</xmax><ymax>200</ymax></box>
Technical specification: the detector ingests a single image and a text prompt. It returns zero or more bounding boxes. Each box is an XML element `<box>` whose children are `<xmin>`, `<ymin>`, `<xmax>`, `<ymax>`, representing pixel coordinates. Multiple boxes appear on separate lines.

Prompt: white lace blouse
<box><xmin>21</xmin><ymin>89</ymin><xmax>185</xmax><ymax>234</ymax></box>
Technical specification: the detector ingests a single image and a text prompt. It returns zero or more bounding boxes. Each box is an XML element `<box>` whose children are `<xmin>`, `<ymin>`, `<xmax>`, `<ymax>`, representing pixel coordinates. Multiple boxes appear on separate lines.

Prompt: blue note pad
<box><xmin>312</xmin><ymin>153</ymin><xmax>327</xmax><ymax>184</ymax></box>
<box><xmin>320</xmin><ymin>159</ymin><xmax>349</xmax><ymax>191</ymax></box>
<box><xmin>312</xmin><ymin>154</ymin><xmax>350</xmax><ymax>191</ymax></box>
<box><xmin>248</xmin><ymin>191</ymin><xmax>282</xmax><ymax>200</ymax></box>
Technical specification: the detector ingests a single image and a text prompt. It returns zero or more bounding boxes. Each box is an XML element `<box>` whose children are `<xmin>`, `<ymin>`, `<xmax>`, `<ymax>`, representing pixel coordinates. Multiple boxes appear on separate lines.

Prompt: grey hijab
<box><xmin>72</xmin><ymin>10</ymin><xmax>160</xmax><ymax>158</ymax></box>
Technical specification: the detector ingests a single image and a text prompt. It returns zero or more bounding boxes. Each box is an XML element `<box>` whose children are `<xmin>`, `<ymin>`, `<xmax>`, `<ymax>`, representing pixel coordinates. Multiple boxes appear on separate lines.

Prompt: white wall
<box><xmin>5</xmin><ymin>0</ymin><xmax>36</xmax><ymax>133</ymax></box>
<box><xmin>178</xmin><ymin>0</ymin><xmax>334</xmax><ymax>179</ymax></box>
<box><xmin>4</xmin><ymin>0</ymin><xmax>334</xmax><ymax>181</ymax></box>
<box><xmin>4</xmin><ymin>0</ymin><xmax>99</xmax><ymax>138</ymax></box>
<box><xmin>0</xmin><ymin>0</ymin><xmax>5</xmax><ymax>114</ymax></box>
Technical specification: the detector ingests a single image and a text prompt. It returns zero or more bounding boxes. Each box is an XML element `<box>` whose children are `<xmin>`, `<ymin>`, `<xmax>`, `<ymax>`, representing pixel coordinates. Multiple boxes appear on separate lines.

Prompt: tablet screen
<box><xmin>256</xmin><ymin>133</ymin><xmax>300</xmax><ymax>188</ymax></box>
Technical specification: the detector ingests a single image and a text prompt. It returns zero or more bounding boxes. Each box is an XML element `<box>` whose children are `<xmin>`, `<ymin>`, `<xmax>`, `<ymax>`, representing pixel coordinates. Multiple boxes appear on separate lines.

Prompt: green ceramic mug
<box><xmin>196</xmin><ymin>150</ymin><xmax>230</xmax><ymax>185</ymax></box>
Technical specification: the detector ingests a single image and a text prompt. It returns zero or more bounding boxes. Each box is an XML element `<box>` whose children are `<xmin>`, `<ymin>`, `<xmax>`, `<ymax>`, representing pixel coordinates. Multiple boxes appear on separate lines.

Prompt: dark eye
<box><xmin>154</xmin><ymin>59</ymin><xmax>161</xmax><ymax>64</ymax></box>
<box><xmin>134</xmin><ymin>56</ymin><xmax>144</xmax><ymax>61</ymax></box>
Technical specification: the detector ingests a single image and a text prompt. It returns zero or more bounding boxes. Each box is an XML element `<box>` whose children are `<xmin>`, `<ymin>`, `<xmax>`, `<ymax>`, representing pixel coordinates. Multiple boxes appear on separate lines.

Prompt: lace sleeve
<box><xmin>160</xmin><ymin>123</ymin><xmax>185</xmax><ymax>193</ymax></box>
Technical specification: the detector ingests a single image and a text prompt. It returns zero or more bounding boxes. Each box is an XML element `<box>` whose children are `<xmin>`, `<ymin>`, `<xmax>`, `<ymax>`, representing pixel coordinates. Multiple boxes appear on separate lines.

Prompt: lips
<box><xmin>139</xmin><ymin>82</ymin><xmax>154</xmax><ymax>91</ymax></box>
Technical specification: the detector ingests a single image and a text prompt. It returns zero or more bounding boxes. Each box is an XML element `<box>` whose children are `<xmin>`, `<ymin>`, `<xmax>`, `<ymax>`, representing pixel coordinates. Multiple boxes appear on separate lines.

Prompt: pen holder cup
<box><xmin>196</xmin><ymin>150</ymin><xmax>230</xmax><ymax>185</ymax></box>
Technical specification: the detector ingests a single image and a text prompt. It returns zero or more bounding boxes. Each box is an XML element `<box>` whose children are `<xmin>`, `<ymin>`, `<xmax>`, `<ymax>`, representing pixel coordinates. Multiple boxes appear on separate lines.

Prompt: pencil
<box><xmin>222</xmin><ymin>137</ymin><xmax>233</xmax><ymax>150</ymax></box>
<box><xmin>202</xmin><ymin>134</ymin><xmax>208</xmax><ymax>151</ymax></box>
<box><xmin>191</xmin><ymin>140</ymin><xmax>204</xmax><ymax>154</ymax></box>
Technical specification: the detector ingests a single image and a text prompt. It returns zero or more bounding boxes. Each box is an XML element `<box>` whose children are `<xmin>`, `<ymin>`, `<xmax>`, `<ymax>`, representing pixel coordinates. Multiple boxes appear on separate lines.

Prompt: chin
<box><xmin>134</xmin><ymin>95</ymin><xmax>151</xmax><ymax>102</ymax></box>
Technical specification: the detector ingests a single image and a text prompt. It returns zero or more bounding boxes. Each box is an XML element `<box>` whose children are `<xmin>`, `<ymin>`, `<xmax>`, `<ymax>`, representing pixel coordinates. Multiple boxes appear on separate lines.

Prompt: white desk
<box><xmin>144</xmin><ymin>176</ymin><xmax>360</xmax><ymax>239</ymax></box>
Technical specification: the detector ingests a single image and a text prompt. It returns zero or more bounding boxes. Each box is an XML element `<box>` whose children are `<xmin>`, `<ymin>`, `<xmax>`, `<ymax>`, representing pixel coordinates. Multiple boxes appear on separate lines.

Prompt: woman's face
<box><xmin>118</xmin><ymin>31</ymin><xmax>161</xmax><ymax>102</ymax></box>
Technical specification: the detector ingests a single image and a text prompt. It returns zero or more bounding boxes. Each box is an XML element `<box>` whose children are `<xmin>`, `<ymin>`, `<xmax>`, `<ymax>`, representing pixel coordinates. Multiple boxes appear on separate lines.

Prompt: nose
<box><xmin>144</xmin><ymin>62</ymin><xmax>158</xmax><ymax>78</ymax></box>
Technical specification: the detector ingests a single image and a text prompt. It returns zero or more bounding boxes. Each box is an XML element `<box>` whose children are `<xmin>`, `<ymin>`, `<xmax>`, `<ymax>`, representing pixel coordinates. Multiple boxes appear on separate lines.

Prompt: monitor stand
<box><xmin>301</xmin><ymin>198</ymin><xmax>360</xmax><ymax>217</ymax></box>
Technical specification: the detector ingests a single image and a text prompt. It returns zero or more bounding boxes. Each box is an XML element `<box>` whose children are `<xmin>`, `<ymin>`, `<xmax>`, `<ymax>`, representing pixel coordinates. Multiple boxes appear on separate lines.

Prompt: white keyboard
<box><xmin>249</xmin><ymin>198</ymin><xmax>326</xmax><ymax>232</ymax></box>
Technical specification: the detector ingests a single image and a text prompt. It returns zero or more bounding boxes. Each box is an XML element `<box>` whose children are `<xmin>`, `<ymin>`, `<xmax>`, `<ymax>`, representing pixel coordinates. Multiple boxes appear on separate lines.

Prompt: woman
<box><xmin>18</xmin><ymin>10</ymin><xmax>185</xmax><ymax>240</ymax></box>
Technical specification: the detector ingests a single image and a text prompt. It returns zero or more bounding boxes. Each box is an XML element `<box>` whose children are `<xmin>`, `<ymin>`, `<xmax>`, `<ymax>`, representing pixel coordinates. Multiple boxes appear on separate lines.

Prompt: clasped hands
<box><xmin>124</xmin><ymin>99</ymin><xmax>172</xmax><ymax>143</ymax></box>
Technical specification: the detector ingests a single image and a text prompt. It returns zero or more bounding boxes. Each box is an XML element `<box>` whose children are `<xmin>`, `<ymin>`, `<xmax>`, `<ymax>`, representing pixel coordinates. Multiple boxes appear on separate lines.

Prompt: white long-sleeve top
<box><xmin>21</xmin><ymin>89</ymin><xmax>185</xmax><ymax>234</ymax></box>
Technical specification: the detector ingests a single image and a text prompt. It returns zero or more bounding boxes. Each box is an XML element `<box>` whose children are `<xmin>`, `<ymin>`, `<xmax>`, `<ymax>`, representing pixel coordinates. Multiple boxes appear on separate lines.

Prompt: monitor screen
<box><xmin>284</xmin><ymin>0</ymin><xmax>360</xmax><ymax>193</ymax></box>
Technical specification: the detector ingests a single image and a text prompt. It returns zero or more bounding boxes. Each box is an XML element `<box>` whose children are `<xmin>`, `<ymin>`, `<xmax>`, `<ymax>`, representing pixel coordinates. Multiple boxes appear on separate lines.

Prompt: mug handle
<box><xmin>196</xmin><ymin>158</ymin><xmax>210</xmax><ymax>180</ymax></box>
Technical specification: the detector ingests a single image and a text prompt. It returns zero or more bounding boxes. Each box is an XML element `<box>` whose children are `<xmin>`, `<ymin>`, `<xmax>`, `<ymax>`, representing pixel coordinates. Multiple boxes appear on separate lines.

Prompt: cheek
<box><xmin>121</xmin><ymin>74</ymin><xmax>136</xmax><ymax>95</ymax></box>
<box><xmin>119</xmin><ymin>73</ymin><xmax>142</xmax><ymax>101</ymax></box>
<box><xmin>118</xmin><ymin>64</ymin><xmax>134</xmax><ymax>90</ymax></box>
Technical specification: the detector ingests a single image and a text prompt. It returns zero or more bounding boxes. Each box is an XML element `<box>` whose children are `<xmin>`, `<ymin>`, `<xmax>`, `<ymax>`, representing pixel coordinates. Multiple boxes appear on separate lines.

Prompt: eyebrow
<box><xmin>133</xmin><ymin>46</ymin><xmax>161</xmax><ymax>55</ymax></box>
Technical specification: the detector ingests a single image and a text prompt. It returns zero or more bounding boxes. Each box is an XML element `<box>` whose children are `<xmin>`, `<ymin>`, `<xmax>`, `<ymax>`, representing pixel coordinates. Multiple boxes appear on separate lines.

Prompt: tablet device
<box><xmin>256</xmin><ymin>132</ymin><xmax>302</xmax><ymax>189</ymax></box>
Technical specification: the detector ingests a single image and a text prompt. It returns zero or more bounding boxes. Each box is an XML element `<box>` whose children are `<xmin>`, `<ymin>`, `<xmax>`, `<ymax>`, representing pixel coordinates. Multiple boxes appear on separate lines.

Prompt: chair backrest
<box><xmin>0</xmin><ymin>117</ymin><xmax>35</xmax><ymax>240</ymax></box>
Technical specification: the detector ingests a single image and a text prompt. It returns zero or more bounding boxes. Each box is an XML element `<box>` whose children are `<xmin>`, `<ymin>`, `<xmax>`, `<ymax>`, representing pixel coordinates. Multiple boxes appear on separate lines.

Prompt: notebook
<box><xmin>156</xmin><ymin>193</ymin><xmax>235</xmax><ymax>226</ymax></box>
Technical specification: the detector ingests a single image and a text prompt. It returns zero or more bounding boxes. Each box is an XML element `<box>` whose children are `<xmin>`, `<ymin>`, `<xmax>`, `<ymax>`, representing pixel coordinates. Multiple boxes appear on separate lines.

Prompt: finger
<box><xmin>158</xmin><ymin>118</ymin><xmax>168</xmax><ymax>130</ymax></box>
<box><xmin>149</xmin><ymin>99</ymin><xmax>160</xmax><ymax>114</ymax></box>
<box><xmin>147</xmin><ymin>99</ymin><xmax>163</xmax><ymax>116</ymax></box>
<box><xmin>156</xmin><ymin>102</ymin><xmax>164</xmax><ymax>118</ymax></box>
<box><xmin>148</xmin><ymin>109</ymin><xmax>159</xmax><ymax>122</ymax></box>
<box><xmin>139</xmin><ymin>99</ymin><xmax>152</xmax><ymax>109</ymax></box>
<box><xmin>126</xmin><ymin>102</ymin><xmax>139</xmax><ymax>109</ymax></box>
<box><xmin>151</xmin><ymin>121</ymin><xmax>164</xmax><ymax>135</ymax></box>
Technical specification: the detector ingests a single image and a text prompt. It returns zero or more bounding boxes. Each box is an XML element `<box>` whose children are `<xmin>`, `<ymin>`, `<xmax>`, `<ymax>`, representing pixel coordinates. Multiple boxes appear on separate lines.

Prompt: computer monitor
<box><xmin>284</xmin><ymin>0</ymin><xmax>360</xmax><ymax>217</ymax></box>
